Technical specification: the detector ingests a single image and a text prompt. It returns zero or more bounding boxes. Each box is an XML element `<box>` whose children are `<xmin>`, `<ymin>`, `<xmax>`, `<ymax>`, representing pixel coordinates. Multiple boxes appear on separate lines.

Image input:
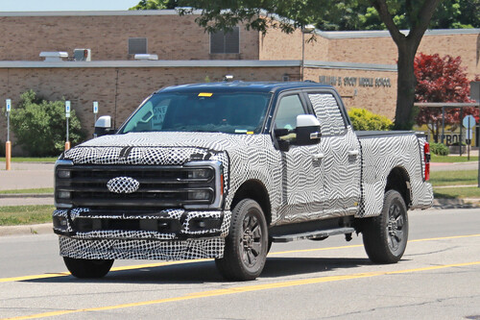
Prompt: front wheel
<box><xmin>215</xmin><ymin>199</ymin><xmax>268</xmax><ymax>281</ymax></box>
<box><xmin>362</xmin><ymin>190</ymin><xmax>408</xmax><ymax>264</ymax></box>
<box><xmin>64</xmin><ymin>257</ymin><xmax>114</xmax><ymax>279</ymax></box>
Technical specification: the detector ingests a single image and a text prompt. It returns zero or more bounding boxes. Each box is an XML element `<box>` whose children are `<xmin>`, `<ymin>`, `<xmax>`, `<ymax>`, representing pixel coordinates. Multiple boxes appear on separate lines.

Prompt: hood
<box><xmin>63</xmin><ymin>132</ymin><xmax>271</xmax><ymax>166</ymax></box>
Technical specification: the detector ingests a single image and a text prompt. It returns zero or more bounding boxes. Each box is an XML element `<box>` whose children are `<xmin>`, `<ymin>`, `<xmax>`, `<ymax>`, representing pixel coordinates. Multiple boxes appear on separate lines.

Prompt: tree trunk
<box><xmin>393</xmin><ymin>42</ymin><xmax>417</xmax><ymax>130</ymax></box>
<box><xmin>371</xmin><ymin>0</ymin><xmax>442</xmax><ymax>130</ymax></box>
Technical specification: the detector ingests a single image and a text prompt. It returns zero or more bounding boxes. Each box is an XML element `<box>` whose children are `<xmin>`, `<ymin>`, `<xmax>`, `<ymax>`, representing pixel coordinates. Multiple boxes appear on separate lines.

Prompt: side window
<box><xmin>308</xmin><ymin>93</ymin><xmax>346</xmax><ymax>136</ymax></box>
<box><xmin>274</xmin><ymin>94</ymin><xmax>305</xmax><ymax>130</ymax></box>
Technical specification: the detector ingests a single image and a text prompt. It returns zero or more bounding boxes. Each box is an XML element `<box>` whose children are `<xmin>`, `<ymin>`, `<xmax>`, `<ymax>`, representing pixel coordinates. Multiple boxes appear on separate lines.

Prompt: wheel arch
<box><xmin>231</xmin><ymin>179</ymin><xmax>271</xmax><ymax>226</ymax></box>
<box><xmin>385</xmin><ymin>166</ymin><xmax>412</xmax><ymax>208</ymax></box>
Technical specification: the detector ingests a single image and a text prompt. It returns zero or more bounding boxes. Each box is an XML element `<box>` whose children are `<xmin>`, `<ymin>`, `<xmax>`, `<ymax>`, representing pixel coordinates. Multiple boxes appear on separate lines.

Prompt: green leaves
<box><xmin>348</xmin><ymin>108</ymin><xmax>393</xmax><ymax>131</ymax></box>
<box><xmin>10</xmin><ymin>90</ymin><xmax>86</xmax><ymax>157</ymax></box>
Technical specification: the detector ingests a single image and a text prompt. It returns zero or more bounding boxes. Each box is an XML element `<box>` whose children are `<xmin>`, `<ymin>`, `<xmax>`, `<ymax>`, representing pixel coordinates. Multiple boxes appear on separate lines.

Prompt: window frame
<box><xmin>209</xmin><ymin>27</ymin><xmax>240</xmax><ymax>54</ymax></box>
<box><xmin>128</xmin><ymin>37</ymin><xmax>148</xmax><ymax>55</ymax></box>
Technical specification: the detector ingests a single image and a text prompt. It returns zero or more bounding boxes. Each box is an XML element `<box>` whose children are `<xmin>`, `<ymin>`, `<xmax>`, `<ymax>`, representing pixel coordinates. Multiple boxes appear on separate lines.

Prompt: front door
<box><xmin>273</xmin><ymin>93</ymin><xmax>325</xmax><ymax>224</ymax></box>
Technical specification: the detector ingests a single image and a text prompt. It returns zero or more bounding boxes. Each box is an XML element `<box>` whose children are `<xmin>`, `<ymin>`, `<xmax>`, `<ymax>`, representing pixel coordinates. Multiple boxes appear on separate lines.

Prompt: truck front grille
<box><xmin>55</xmin><ymin>162</ymin><xmax>220</xmax><ymax>209</ymax></box>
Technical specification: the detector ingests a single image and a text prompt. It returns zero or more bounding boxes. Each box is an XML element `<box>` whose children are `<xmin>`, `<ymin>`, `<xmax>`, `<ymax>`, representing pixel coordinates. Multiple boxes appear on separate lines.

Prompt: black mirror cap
<box><xmin>296</xmin><ymin>125</ymin><xmax>321</xmax><ymax>146</ymax></box>
<box><xmin>277</xmin><ymin>139</ymin><xmax>290</xmax><ymax>152</ymax></box>
<box><xmin>94</xmin><ymin>127</ymin><xmax>116</xmax><ymax>137</ymax></box>
<box><xmin>274</xmin><ymin>128</ymin><xmax>289</xmax><ymax>137</ymax></box>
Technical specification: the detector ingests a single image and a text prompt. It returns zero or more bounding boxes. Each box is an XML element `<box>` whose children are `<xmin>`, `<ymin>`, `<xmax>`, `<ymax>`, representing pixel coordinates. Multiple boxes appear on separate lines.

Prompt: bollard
<box><xmin>65</xmin><ymin>141</ymin><xmax>71</xmax><ymax>151</ymax></box>
<box><xmin>5</xmin><ymin>141</ymin><xmax>11</xmax><ymax>171</ymax></box>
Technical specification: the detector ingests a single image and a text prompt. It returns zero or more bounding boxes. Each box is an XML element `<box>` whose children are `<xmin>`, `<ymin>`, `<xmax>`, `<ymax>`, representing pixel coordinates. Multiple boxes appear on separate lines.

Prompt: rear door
<box><xmin>306</xmin><ymin>90</ymin><xmax>361</xmax><ymax>216</ymax></box>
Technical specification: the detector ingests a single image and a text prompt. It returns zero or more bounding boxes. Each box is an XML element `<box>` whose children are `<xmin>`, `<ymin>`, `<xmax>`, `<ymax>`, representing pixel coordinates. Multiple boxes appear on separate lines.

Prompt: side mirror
<box><xmin>94</xmin><ymin>115</ymin><xmax>115</xmax><ymax>137</ymax></box>
<box><xmin>296</xmin><ymin>114</ymin><xmax>321</xmax><ymax>146</ymax></box>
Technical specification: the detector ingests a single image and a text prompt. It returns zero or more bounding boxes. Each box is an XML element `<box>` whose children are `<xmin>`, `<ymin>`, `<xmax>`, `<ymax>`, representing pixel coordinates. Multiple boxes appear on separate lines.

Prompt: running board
<box><xmin>271</xmin><ymin>227</ymin><xmax>355</xmax><ymax>243</ymax></box>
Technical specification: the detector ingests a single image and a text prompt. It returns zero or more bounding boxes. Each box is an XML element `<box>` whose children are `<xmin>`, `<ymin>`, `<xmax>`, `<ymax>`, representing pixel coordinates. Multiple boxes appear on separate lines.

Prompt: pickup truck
<box><xmin>53</xmin><ymin>81</ymin><xmax>433</xmax><ymax>280</ymax></box>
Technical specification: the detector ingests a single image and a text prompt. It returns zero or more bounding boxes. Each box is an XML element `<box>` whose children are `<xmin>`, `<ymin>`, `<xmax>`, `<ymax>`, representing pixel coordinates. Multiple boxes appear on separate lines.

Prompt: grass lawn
<box><xmin>434</xmin><ymin>187</ymin><xmax>480</xmax><ymax>199</ymax></box>
<box><xmin>0</xmin><ymin>157</ymin><xmax>57</xmax><ymax>163</ymax></box>
<box><xmin>429</xmin><ymin>170</ymin><xmax>478</xmax><ymax>187</ymax></box>
<box><xmin>0</xmin><ymin>205</ymin><xmax>54</xmax><ymax>226</ymax></box>
<box><xmin>431</xmin><ymin>154</ymin><xmax>478</xmax><ymax>163</ymax></box>
<box><xmin>0</xmin><ymin>188</ymin><xmax>53</xmax><ymax>194</ymax></box>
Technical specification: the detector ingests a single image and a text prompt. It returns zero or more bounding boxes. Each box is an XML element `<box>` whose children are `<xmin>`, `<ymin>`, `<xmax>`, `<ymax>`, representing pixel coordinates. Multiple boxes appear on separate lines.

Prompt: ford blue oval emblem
<box><xmin>107</xmin><ymin>176</ymin><xmax>140</xmax><ymax>194</ymax></box>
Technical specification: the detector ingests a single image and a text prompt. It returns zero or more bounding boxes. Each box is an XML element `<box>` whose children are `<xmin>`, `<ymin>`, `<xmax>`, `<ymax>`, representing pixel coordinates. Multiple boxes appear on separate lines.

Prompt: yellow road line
<box><xmin>409</xmin><ymin>234</ymin><xmax>480</xmax><ymax>242</ymax></box>
<box><xmin>1</xmin><ymin>233</ymin><xmax>479</xmax><ymax>284</ymax></box>
<box><xmin>269</xmin><ymin>244</ymin><xmax>363</xmax><ymax>255</ymax></box>
<box><xmin>4</xmin><ymin>260</ymin><xmax>480</xmax><ymax>320</ymax></box>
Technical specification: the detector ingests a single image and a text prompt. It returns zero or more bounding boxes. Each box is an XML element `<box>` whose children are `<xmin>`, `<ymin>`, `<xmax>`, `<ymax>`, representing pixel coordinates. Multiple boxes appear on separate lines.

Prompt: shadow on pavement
<box><xmin>21</xmin><ymin>257</ymin><xmax>373</xmax><ymax>284</ymax></box>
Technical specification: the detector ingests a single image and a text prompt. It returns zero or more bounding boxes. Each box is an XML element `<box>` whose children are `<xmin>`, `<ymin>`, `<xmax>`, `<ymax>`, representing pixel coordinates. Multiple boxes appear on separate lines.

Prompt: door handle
<box><xmin>348</xmin><ymin>150</ymin><xmax>359</xmax><ymax>157</ymax></box>
<box><xmin>312</xmin><ymin>153</ymin><xmax>324</xmax><ymax>161</ymax></box>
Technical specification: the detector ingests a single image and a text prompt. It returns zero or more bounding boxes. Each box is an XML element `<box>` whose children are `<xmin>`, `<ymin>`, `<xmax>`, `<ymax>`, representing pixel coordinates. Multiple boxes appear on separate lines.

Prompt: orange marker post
<box><xmin>5</xmin><ymin>141</ymin><xmax>11</xmax><ymax>171</ymax></box>
<box><xmin>5</xmin><ymin>99</ymin><xmax>12</xmax><ymax>170</ymax></box>
<box><xmin>65</xmin><ymin>101</ymin><xmax>71</xmax><ymax>151</ymax></box>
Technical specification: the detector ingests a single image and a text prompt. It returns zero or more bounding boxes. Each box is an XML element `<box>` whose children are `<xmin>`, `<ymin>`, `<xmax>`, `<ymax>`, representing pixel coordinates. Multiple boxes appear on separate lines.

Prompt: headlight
<box><xmin>188</xmin><ymin>190</ymin><xmax>212</xmax><ymax>201</ymax></box>
<box><xmin>57</xmin><ymin>191</ymin><xmax>72</xmax><ymax>199</ymax></box>
<box><xmin>57</xmin><ymin>170</ymin><xmax>71</xmax><ymax>179</ymax></box>
<box><xmin>187</xmin><ymin>168</ymin><xmax>213</xmax><ymax>180</ymax></box>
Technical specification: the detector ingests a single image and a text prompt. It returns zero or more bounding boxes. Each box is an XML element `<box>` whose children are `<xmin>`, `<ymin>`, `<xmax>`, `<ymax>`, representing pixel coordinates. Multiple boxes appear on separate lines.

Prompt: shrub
<box><xmin>0</xmin><ymin>140</ymin><xmax>4</xmax><ymax>157</ymax></box>
<box><xmin>348</xmin><ymin>108</ymin><xmax>393</xmax><ymax>131</ymax></box>
<box><xmin>430</xmin><ymin>142</ymin><xmax>450</xmax><ymax>156</ymax></box>
<box><xmin>10</xmin><ymin>90</ymin><xmax>86</xmax><ymax>157</ymax></box>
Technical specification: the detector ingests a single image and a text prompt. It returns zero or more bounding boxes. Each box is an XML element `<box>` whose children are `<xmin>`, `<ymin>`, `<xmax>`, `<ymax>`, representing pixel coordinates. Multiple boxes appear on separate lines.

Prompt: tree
<box><xmin>370</xmin><ymin>0</ymin><xmax>442</xmax><ymax>129</ymax></box>
<box><xmin>133</xmin><ymin>1</ymin><xmax>478</xmax><ymax>129</ymax></box>
<box><xmin>10</xmin><ymin>90</ymin><xmax>86</xmax><ymax>157</ymax></box>
<box><xmin>348</xmin><ymin>0</ymin><xmax>479</xmax><ymax>31</ymax></box>
<box><xmin>131</xmin><ymin>0</ymin><xmax>479</xmax><ymax>30</ymax></box>
<box><xmin>173</xmin><ymin>0</ymin><xmax>442</xmax><ymax>129</ymax></box>
<box><xmin>129</xmin><ymin>0</ymin><xmax>178</xmax><ymax>10</ymax></box>
<box><xmin>414</xmin><ymin>53</ymin><xmax>477</xmax><ymax>142</ymax></box>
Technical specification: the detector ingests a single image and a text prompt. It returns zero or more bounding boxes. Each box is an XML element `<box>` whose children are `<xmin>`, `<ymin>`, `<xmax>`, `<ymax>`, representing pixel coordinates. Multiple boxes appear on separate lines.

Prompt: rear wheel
<box><xmin>64</xmin><ymin>257</ymin><xmax>114</xmax><ymax>279</ymax></box>
<box><xmin>362</xmin><ymin>190</ymin><xmax>408</xmax><ymax>263</ymax></box>
<box><xmin>215</xmin><ymin>199</ymin><xmax>268</xmax><ymax>281</ymax></box>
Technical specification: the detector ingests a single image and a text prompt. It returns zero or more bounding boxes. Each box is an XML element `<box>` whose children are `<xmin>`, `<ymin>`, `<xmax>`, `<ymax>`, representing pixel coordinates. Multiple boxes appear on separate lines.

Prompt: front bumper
<box><xmin>58</xmin><ymin>236</ymin><xmax>226</xmax><ymax>260</ymax></box>
<box><xmin>53</xmin><ymin>208</ymin><xmax>231</xmax><ymax>260</ymax></box>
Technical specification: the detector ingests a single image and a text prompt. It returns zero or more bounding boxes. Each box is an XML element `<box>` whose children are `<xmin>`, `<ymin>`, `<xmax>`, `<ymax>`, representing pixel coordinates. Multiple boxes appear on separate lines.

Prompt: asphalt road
<box><xmin>0</xmin><ymin>208</ymin><xmax>479</xmax><ymax>320</ymax></box>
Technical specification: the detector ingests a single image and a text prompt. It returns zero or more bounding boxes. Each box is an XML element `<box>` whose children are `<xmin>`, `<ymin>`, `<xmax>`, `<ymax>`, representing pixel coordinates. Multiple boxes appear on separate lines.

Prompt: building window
<box><xmin>210</xmin><ymin>27</ymin><xmax>239</xmax><ymax>54</ymax></box>
<box><xmin>128</xmin><ymin>37</ymin><xmax>147</xmax><ymax>55</ymax></box>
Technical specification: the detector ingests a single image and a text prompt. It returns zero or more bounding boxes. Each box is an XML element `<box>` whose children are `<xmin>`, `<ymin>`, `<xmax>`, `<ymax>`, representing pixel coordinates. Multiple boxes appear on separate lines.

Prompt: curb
<box><xmin>0</xmin><ymin>194</ymin><xmax>53</xmax><ymax>199</ymax></box>
<box><xmin>433</xmin><ymin>198</ymin><xmax>480</xmax><ymax>209</ymax></box>
<box><xmin>0</xmin><ymin>223</ymin><xmax>53</xmax><ymax>237</ymax></box>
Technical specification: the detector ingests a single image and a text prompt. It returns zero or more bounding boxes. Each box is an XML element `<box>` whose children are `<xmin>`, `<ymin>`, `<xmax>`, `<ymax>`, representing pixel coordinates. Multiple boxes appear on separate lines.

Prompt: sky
<box><xmin>0</xmin><ymin>0</ymin><xmax>139</xmax><ymax>11</ymax></box>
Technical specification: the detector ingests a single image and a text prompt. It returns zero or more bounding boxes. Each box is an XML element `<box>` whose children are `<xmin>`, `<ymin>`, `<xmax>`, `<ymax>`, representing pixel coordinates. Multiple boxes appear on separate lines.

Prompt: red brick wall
<box><xmin>0</xmin><ymin>14</ymin><xmax>260</xmax><ymax>61</ymax></box>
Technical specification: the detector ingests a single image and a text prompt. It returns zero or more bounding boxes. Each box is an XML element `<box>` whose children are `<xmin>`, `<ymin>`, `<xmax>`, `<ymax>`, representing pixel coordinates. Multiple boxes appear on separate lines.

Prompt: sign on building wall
<box><xmin>319</xmin><ymin>75</ymin><xmax>392</xmax><ymax>88</ymax></box>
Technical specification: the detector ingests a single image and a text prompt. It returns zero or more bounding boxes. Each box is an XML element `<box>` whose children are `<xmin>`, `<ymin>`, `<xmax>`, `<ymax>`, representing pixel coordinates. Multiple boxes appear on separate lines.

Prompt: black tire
<box><xmin>362</xmin><ymin>190</ymin><xmax>409</xmax><ymax>264</ymax></box>
<box><xmin>267</xmin><ymin>237</ymin><xmax>273</xmax><ymax>254</ymax></box>
<box><xmin>215</xmin><ymin>199</ymin><xmax>268</xmax><ymax>281</ymax></box>
<box><xmin>64</xmin><ymin>257</ymin><xmax>114</xmax><ymax>279</ymax></box>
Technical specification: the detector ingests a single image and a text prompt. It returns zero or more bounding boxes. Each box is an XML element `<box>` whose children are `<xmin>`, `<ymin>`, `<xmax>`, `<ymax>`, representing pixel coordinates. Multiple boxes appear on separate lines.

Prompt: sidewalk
<box><xmin>0</xmin><ymin>161</ymin><xmax>54</xmax><ymax>190</ymax></box>
<box><xmin>0</xmin><ymin>161</ymin><xmax>55</xmax><ymax>206</ymax></box>
<box><xmin>431</xmin><ymin>161</ymin><xmax>479</xmax><ymax>171</ymax></box>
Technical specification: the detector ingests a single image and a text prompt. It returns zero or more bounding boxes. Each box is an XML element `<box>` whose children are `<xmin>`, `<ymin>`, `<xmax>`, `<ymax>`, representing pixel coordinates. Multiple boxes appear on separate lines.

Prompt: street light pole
<box><xmin>301</xmin><ymin>25</ymin><xmax>315</xmax><ymax>81</ymax></box>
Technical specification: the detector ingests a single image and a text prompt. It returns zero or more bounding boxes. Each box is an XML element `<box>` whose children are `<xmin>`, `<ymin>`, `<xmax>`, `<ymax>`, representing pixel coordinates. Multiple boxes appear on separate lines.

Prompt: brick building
<box><xmin>0</xmin><ymin>10</ymin><xmax>478</xmax><ymax>153</ymax></box>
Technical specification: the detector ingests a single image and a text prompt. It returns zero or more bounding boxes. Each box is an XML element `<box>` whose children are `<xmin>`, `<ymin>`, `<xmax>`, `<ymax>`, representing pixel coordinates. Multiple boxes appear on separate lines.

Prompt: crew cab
<box><xmin>53</xmin><ymin>82</ymin><xmax>433</xmax><ymax>280</ymax></box>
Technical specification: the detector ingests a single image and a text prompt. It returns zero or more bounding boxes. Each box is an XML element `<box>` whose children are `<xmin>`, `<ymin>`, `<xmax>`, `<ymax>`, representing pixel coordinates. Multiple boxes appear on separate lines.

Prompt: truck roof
<box><xmin>157</xmin><ymin>81</ymin><xmax>333</xmax><ymax>94</ymax></box>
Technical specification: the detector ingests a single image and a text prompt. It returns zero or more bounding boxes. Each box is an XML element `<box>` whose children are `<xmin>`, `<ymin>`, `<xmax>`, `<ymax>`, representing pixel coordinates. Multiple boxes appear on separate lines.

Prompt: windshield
<box><xmin>119</xmin><ymin>91</ymin><xmax>272</xmax><ymax>134</ymax></box>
